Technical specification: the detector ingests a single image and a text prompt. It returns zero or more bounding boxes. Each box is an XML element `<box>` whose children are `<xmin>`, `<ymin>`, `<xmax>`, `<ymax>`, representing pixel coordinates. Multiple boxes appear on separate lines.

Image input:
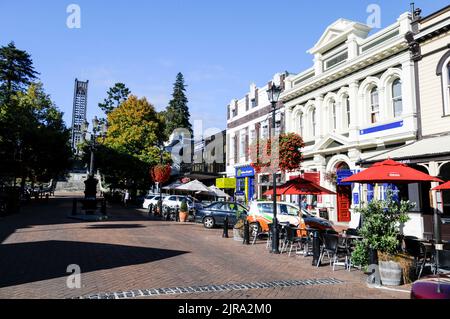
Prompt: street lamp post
<box><xmin>267</xmin><ymin>83</ymin><xmax>282</xmax><ymax>254</ymax></box>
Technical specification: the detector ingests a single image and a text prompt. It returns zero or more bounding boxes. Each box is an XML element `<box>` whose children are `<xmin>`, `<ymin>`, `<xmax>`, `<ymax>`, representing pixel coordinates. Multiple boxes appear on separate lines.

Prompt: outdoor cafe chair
<box><xmin>317</xmin><ymin>233</ymin><xmax>349</xmax><ymax>271</ymax></box>
<box><xmin>403</xmin><ymin>237</ymin><xmax>433</xmax><ymax>279</ymax></box>
<box><xmin>281</xmin><ymin>226</ymin><xmax>304</xmax><ymax>257</ymax></box>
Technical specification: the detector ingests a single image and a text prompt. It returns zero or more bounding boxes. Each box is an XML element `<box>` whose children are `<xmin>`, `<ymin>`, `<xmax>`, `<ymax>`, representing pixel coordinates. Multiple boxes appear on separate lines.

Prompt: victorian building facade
<box><xmin>226</xmin><ymin>73</ymin><xmax>288</xmax><ymax>202</ymax></box>
<box><xmin>282</xmin><ymin>13</ymin><xmax>418</xmax><ymax>227</ymax></box>
<box><xmin>362</xmin><ymin>5</ymin><xmax>450</xmax><ymax>240</ymax></box>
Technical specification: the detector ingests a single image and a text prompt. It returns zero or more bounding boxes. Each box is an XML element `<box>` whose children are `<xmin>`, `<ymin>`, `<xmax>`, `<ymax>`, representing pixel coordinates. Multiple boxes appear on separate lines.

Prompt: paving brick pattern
<box><xmin>0</xmin><ymin>194</ymin><xmax>410</xmax><ymax>299</ymax></box>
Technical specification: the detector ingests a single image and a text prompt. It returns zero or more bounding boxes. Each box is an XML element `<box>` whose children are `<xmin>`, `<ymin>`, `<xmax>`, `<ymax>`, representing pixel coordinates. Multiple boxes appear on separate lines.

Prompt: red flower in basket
<box><xmin>150</xmin><ymin>164</ymin><xmax>172</xmax><ymax>183</ymax></box>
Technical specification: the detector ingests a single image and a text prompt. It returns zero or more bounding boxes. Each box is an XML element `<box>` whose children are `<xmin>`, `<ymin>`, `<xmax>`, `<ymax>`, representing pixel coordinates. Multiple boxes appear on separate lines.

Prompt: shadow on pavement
<box><xmin>0</xmin><ymin>240</ymin><xmax>189</xmax><ymax>288</ymax></box>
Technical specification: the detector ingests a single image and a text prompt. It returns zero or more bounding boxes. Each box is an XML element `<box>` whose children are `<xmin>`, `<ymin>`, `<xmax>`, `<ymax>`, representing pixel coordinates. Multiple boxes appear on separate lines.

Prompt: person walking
<box><xmin>124</xmin><ymin>190</ymin><xmax>130</xmax><ymax>207</ymax></box>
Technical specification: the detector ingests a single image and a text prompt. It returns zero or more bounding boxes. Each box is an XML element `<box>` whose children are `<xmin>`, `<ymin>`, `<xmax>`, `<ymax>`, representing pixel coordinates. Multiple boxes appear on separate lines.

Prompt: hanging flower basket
<box><xmin>150</xmin><ymin>164</ymin><xmax>172</xmax><ymax>183</ymax></box>
<box><xmin>324</xmin><ymin>171</ymin><xmax>338</xmax><ymax>184</ymax></box>
<box><xmin>250</xmin><ymin>133</ymin><xmax>305</xmax><ymax>174</ymax></box>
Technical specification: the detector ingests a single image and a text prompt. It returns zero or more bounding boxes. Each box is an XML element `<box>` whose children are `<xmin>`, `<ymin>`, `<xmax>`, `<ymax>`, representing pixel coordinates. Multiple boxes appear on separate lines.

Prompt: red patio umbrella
<box><xmin>263</xmin><ymin>177</ymin><xmax>336</xmax><ymax>196</ymax></box>
<box><xmin>432</xmin><ymin>181</ymin><xmax>450</xmax><ymax>191</ymax></box>
<box><xmin>342</xmin><ymin>159</ymin><xmax>443</xmax><ymax>184</ymax></box>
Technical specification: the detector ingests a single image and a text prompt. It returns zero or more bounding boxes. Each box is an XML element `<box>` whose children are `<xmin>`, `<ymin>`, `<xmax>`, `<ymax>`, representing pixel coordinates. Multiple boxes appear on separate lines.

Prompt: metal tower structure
<box><xmin>71</xmin><ymin>79</ymin><xmax>89</xmax><ymax>154</ymax></box>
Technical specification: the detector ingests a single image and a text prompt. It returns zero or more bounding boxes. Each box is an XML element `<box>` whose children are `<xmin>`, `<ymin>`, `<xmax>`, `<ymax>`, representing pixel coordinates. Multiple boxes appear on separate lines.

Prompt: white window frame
<box><xmin>392</xmin><ymin>78</ymin><xmax>403</xmax><ymax>118</ymax></box>
<box><xmin>311</xmin><ymin>108</ymin><xmax>317</xmax><ymax>137</ymax></box>
<box><xmin>344</xmin><ymin>95</ymin><xmax>351</xmax><ymax>128</ymax></box>
<box><xmin>370</xmin><ymin>87</ymin><xmax>380</xmax><ymax>124</ymax></box>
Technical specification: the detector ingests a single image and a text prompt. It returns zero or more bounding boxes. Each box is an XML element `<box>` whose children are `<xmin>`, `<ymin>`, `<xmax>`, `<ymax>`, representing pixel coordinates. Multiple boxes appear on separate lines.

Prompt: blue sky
<box><xmin>1</xmin><ymin>0</ymin><xmax>448</xmax><ymax>133</ymax></box>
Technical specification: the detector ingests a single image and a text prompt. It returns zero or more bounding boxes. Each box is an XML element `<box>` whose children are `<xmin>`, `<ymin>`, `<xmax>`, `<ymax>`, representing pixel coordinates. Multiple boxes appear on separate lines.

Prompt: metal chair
<box><xmin>317</xmin><ymin>233</ymin><xmax>349</xmax><ymax>271</ymax></box>
<box><xmin>403</xmin><ymin>237</ymin><xmax>431</xmax><ymax>279</ymax></box>
<box><xmin>280</xmin><ymin>226</ymin><xmax>304</xmax><ymax>256</ymax></box>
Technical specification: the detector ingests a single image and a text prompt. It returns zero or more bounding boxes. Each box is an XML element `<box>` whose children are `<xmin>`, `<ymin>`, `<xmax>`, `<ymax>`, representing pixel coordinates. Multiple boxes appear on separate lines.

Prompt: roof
<box><xmin>361</xmin><ymin>134</ymin><xmax>450</xmax><ymax>164</ymax></box>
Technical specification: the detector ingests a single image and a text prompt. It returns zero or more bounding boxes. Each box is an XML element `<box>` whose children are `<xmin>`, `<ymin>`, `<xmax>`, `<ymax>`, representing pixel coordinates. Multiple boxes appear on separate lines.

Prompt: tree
<box><xmin>93</xmin><ymin>95</ymin><xmax>170</xmax><ymax>191</ymax></box>
<box><xmin>0</xmin><ymin>42</ymin><xmax>39</xmax><ymax>103</ymax></box>
<box><xmin>164</xmin><ymin>73</ymin><xmax>192</xmax><ymax>139</ymax></box>
<box><xmin>98</xmin><ymin>82</ymin><xmax>131</xmax><ymax>115</ymax></box>
<box><xmin>0</xmin><ymin>83</ymin><xmax>72</xmax><ymax>185</ymax></box>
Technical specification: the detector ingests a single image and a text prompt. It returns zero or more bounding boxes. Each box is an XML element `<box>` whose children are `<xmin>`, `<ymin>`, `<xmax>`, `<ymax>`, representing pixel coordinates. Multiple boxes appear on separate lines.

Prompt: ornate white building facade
<box><xmin>282</xmin><ymin>13</ymin><xmax>419</xmax><ymax>226</ymax></box>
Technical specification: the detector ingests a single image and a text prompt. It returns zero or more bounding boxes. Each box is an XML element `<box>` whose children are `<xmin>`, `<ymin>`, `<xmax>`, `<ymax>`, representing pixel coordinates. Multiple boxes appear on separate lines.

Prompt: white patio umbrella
<box><xmin>175</xmin><ymin>180</ymin><xmax>214</xmax><ymax>195</ymax></box>
<box><xmin>209</xmin><ymin>186</ymin><xmax>231</xmax><ymax>199</ymax></box>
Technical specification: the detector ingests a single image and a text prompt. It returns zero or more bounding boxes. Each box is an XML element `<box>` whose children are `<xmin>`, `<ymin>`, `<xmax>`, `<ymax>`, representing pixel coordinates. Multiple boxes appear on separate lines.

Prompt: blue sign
<box><xmin>235</xmin><ymin>191</ymin><xmax>245</xmax><ymax>196</ymax></box>
<box><xmin>236</xmin><ymin>166</ymin><xmax>255</xmax><ymax>178</ymax></box>
<box><xmin>360</xmin><ymin>121</ymin><xmax>403</xmax><ymax>135</ymax></box>
<box><xmin>353</xmin><ymin>193</ymin><xmax>360</xmax><ymax>205</ymax></box>
<box><xmin>337</xmin><ymin>170</ymin><xmax>354</xmax><ymax>186</ymax></box>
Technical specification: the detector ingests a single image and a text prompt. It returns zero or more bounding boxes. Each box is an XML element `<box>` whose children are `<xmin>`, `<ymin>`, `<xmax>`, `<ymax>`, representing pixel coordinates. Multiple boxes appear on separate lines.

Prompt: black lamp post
<box><xmin>267</xmin><ymin>83</ymin><xmax>282</xmax><ymax>254</ymax></box>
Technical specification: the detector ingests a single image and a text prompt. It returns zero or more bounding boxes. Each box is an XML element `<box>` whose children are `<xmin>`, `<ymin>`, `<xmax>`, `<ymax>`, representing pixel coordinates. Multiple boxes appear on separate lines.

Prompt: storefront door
<box><xmin>337</xmin><ymin>185</ymin><xmax>351</xmax><ymax>222</ymax></box>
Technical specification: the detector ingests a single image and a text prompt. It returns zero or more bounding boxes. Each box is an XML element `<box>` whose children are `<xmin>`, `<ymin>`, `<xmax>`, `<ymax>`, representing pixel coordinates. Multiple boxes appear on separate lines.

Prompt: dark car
<box><xmin>195</xmin><ymin>201</ymin><xmax>248</xmax><ymax>229</ymax></box>
<box><xmin>301</xmin><ymin>208</ymin><xmax>334</xmax><ymax>231</ymax></box>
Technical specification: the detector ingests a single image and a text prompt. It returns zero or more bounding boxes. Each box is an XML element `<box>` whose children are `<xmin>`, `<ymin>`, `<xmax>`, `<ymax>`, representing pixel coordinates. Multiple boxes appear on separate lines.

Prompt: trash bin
<box><xmin>319</xmin><ymin>208</ymin><xmax>329</xmax><ymax>220</ymax></box>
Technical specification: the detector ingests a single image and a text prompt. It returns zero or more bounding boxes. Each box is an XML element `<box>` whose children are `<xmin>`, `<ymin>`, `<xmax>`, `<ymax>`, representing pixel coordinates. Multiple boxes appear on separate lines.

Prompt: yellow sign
<box><xmin>216</xmin><ymin>178</ymin><xmax>236</xmax><ymax>189</ymax></box>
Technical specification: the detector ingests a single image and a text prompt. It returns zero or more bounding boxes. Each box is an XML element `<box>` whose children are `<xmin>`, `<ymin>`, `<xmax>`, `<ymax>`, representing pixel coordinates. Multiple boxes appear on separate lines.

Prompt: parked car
<box><xmin>144</xmin><ymin>195</ymin><xmax>166</xmax><ymax>210</ymax></box>
<box><xmin>142</xmin><ymin>195</ymin><xmax>156</xmax><ymax>209</ymax></box>
<box><xmin>246</xmin><ymin>201</ymin><xmax>334</xmax><ymax>234</ymax></box>
<box><xmin>162</xmin><ymin>195</ymin><xmax>203</xmax><ymax>211</ymax></box>
<box><xmin>195</xmin><ymin>201</ymin><xmax>248</xmax><ymax>229</ymax></box>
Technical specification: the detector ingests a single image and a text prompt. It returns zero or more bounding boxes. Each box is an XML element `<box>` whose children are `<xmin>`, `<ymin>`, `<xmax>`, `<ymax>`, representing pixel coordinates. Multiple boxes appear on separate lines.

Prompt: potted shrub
<box><xmin>351</xmin><ymin>189</ymin><xmax>414</xmax><ymax>286</ymax></box>
<box><xmin>179</xmin><ymin>199</ymin><xmax>189</xmax><ymax>223</ymax></box>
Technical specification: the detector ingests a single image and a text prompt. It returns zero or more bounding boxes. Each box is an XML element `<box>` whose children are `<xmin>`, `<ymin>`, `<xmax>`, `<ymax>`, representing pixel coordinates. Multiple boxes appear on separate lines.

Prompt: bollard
<box><xmin>243</xmin><ymin>220</ymin><xmax>250</xmax><ymax>245</ymax></box>
<box><xmin>165</xmin><ymin>207</ymin><xmax>171</xmax><ymax>221</ymax></box>
<box><xmin>72</xmin><ymin>198</ymin><xmax>77</xmax><ymax>216</ymax></box>
<box><xmin>223</xmin><ymin>216</ymin><xmax>229</xmax><ymax>238</ymax></box>
<box><xmin>175</xmin><ymin>208</ymin><xmax>180</xmax><ymax>222</ymax></box>
<box><xmin>45</xmin><ymin>193</ymin><xmax>49</xmax><ymax>203</ymax></box>
<box><xmin>312</xmin><ymin>229</ymin><xmax>321</xmax><ymax>266</ymax></box>
<box><xmin>148</xmin><ymin>204</ymin><xmax>153</xmax><ymax>217</ymax></box>
<box><xmin>101</xmin><ymin>199</ymin><xmax>107</xmax><ymax>215</ymax></box>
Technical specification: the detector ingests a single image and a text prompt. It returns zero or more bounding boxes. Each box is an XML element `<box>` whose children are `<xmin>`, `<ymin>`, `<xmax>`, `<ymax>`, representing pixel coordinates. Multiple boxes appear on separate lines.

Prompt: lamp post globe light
<box><xmin>267</xmin><ymin>83</ymin><xmax>282</xmax><ymax>254</ymax></box>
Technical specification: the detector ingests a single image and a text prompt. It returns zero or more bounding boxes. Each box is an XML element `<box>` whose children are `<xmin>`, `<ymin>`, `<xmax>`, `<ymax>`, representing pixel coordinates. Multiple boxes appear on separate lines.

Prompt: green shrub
<box><xmin>351</xmin><ymin>189</ymin><xmax>414</xmax><ymax>267</ymax></box>
<box><xmin>180</xmin><ymin>200</ymin><xmax>188</xmax><ymax>212</ymax></box>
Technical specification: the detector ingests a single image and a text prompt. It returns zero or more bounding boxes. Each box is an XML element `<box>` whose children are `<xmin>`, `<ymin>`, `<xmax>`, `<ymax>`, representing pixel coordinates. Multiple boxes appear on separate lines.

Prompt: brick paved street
<box><xmin>0</xmin><ymin>195</ymin><xmax>410</xmax><ymax>299</ymax></box>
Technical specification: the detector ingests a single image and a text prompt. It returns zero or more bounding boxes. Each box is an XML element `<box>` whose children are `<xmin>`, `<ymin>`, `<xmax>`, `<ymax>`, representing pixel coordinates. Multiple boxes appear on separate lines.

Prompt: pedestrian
<box><xmin>124</xmin><ymin>190</ymin><xmax>130</xmax><ymax>207</ymax></box>
<box><xmin>301</xmin><ymin>197</ymin><xmax>308</xmax><ymax>211</ymax></box>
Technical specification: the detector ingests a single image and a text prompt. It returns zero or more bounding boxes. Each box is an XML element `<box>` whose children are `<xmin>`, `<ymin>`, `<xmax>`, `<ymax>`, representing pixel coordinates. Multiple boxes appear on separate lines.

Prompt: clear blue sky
<box><xmin>1</xmin><ymin>0</ymin><xmax>448</xmax><ymax>133</ymax></box>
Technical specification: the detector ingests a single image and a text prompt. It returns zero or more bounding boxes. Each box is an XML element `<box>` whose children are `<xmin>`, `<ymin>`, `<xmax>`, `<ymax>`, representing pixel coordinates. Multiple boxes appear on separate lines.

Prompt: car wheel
<box><xmin>203</xmin><ymin>217</ymin><xmax>215</xmax><ymax>229</ymax></box>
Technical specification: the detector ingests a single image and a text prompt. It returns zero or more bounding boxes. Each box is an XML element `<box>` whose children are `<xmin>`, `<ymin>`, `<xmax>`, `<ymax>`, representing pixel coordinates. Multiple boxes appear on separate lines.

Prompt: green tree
<box><xmin>91</xmin><ymin>95</ymin><xmax>170</xmax><ymax>191</ymax></box>
<box><xmin>98</xmin><ymin>82</ymin><xmax>131</xmax><ymax>115</ymax></box>
<box><xmin>0</xmin><ymin>84</ymin><xmax>72</xmax><ymax>185</ymax></box>
<box><xmin>0</xmin><ymin>42</ymin><xmax>39</xmax><ymax>103</ymax></box>
<box><xmin>164</xmin><ymin>73</ymin><xmax>192</xmax><ymax>139</ymax></box>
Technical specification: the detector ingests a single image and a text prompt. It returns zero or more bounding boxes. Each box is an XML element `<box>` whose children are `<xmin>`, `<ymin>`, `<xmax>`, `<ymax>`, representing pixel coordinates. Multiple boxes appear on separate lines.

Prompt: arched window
<box><xmin>311</xmin><ymin>108</ymin><xmax>317</xmax><ymax>137</ymax></box>
<box><xmin>370</xmin><ymin>87</ymin><xmax>380</xmax><ymax>124</ymax></box>
<box><xmin>298</xmin><ymin>112</ymin><xmax>304</xmax><ymax>137</ymax></box>
<box><xmin>392</xmin><ymin>79</ymin><xmax>403</xmax><ymax>117</ymax></box>
<box><xmin>344</xmin><ymin>95</ymin><xmax>351</xmax><ymax>128</ymax></box>
<box><xmin>437</xmin><ymin>54</ymin><xmax>450</xmax><ymax>116</ymax></box>
<box><xmin>331</xmin><ymin>100</ymin><xmax>337</xmax><ymax>130</ymax></box>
